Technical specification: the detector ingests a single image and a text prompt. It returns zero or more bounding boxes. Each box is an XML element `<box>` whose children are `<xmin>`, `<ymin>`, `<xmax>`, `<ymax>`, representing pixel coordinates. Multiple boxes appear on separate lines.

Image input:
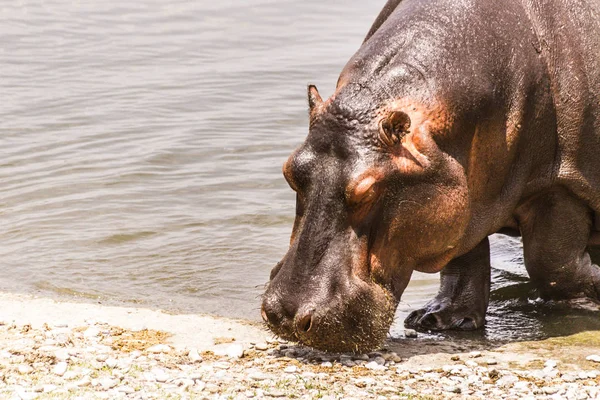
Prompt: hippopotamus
<box><xmin>261</xmin><ymin>0</ymin><xmax>600</xmax><ymax>353</ymax></box>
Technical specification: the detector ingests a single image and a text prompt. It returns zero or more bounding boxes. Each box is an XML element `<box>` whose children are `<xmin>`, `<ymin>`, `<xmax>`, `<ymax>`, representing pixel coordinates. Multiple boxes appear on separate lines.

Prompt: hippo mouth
<box><xmin>263</xmin><ymin>280</ymin><xmax>397</xmax><ymax>354</ymax></box>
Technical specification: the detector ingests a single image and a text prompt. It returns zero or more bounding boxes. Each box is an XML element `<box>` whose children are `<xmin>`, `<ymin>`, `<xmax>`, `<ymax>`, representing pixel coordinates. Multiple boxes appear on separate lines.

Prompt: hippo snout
<box><xmin>261</xmin><ymin>275</ymin><xmax>397</xmax><ymax>353</ymax></box>
<box><xmin>260</xmin><ymin>290</ymin><xmax>320</xmax><ymax>342</ymax></box>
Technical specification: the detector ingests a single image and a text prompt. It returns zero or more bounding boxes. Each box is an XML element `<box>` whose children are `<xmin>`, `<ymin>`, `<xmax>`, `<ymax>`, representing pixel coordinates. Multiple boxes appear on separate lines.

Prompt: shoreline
<box><xmin>1</xmin><ymin>292</ymin><xmax>600</xmax><ymax>399</ymax></box>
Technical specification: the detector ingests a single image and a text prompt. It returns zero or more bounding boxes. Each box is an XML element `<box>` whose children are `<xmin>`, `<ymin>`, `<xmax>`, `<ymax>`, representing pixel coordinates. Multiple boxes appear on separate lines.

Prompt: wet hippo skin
<box><xmin>261</xmin><ymin>0</ymin><xmax>600</xmax><ymax>353</ymax></box>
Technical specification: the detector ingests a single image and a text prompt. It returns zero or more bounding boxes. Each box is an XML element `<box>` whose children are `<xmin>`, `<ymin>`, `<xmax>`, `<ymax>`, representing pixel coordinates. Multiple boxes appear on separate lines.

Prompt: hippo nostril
<box><xmin>295</xmin><ymin>311</ymin><xmax>314</xmax><ymax>334</ymax></box>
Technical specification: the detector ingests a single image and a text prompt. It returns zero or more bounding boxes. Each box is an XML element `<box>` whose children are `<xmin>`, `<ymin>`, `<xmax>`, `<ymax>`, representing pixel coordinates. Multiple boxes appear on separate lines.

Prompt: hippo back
<box><xmin>524</xmin><ymin>0</ymin><xmax>600</xmax><ymax>212</ymax></box>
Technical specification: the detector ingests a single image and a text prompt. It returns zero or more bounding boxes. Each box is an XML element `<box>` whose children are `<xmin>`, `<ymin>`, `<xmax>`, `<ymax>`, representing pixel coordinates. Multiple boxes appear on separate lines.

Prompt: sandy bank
<box><xmin>2</xmin><ymin>292</ymin><xmax>600</xmax><ymax>399</ymax></box>
<box><xmin>0</xmin><ymin>292</ymin><xmax>269</xmax><ymax>352</ymax></box>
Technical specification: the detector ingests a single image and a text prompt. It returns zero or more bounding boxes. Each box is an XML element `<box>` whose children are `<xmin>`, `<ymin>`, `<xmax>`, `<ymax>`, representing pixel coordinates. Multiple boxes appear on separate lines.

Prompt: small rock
<box><xmin>151</xmin><ymin>368</ymin><xmax>169</xmax><ymax>383</ymax></box>
<box><xmin>321</xmin><ymin>361</ymin><xmax>333</xmax><ymax>368</ymax></box>
<box><xmin>15</xmin><ymin>389</ymin><xmax>38</xmax><ymax>400</ymax></box>
<box><xmin>54</xmin><ymin>349</ymin><xmax>70</xmax><ymax>361</ymax></box>
<box><xmin>188</xmin><ymin>348</ymin><xmax>202</xmax><ymax>363</ymax></box>
<box><xmin>451</xmin><ymin>355</ymin><xmax>460</xmax><ymax>361</ymax></box>
<box><xmin>18</xmin><ymin>365</ymin><xmax>33</xmax><ymax>374</ymax></box>
<box><xmin>544</xmin><ymin>359</ymin><xmax>558</xmax><ymax>369</ymax></box>
<box><xmin>514</xmin><ymin>381</ymin><xmax>530</xmax><ymax>391</ymax></box>
<box><xmin>469</xmin><ymin>351</ymin><xmax>482</xmax><ymax>358</ymax></box>
<box><xmin>96</xmin><ymin>354</ymin><xmax>109</xmax><ymax>362</ymax></box>
<box><xmin>586</xmin><ymin>355</ymin><xmax>600</xmax><ymax>363</ymax></box>
<box><xmin>117</xmin><ymin>385</ymin><xmax>135</xmax><ymax>394</ymax></box>
<box><xmin>284</xmin><ymin>350</ymin><xmax>296</xmax><ymax>358</ymax></box>
<box><xmin>63</xmin><ymin>370</ymin><xmax>78</xmax><ymax>380</ymax></box>
<box><xmin>75</xmin><ymin>376</ymin><xmax>91</xmax><ymax>387</ymax></box>
<box><xmin>175</xmin><ymin>378</ymin><xmax>194</xmax><ymax>387</ymax></box>
<box><xmin>445</xmin><ymin>386</ymin><xmax>461</xmax><ymax>394</ymax></box>
<box><xmin>284</xmin><ymin>366</ymin><xmax>297</xmax><ymax>373</ymax></box>
<box><xmin>265</xmin><ymin>389</ymin><xmax>286</xmax><ymax>397</ymax></box>
<box><xmin>543</xmin><ymin>386</ymin><xmax>560</xmax><ymax>395</ymax></box>
<box><xmin>147</xmin><ymin>344</ymin><xmax>171</xmax><ymax>354</ymax></box>
<box><xmin>99</xmin><ymin>378</ymin><xmax>118</xmax><ymax>390</ymax></box>
<box><xmin>83</xmin><ymin>327</ymin><xmax>100</xmax><ymax>338</ymax></box>
<box><xmin>206</xmin><ymin>383</ymin><xmax>220</xmax><ymax>393</ymax></box>
<box><xmin>53</xmin><ymin>362</ymin><xmax>68</xmax><ymax>376</ymax></box>
<box><xmin>486</xmin><ymin>359</ymin><xmax>498</xmax><ymax>366</ymax></box>
<box><xmin>465</xmin><ymin>360</ymin><xmax>478</xmax><ymax>368</ymax></box>
<box><xmin>404</xmin><ymin>329</ymin><xmax>418</xmax><ymax>338</ymax></box>
<box><xmin>341</xmin><ymin>359</ymin><xmax>356</xmax><ymax>367</ymax></box>
<box><xmin>255</xmin><ymin>343</ymin><xmax>269</xmax><ymax>351</ymax></box>
<box><xmin>495</xmin><ymin>375</ymin><xmax>518</xmax><ymax>388</ymax></box>
<box><xmin>365</xmin><ymin>361</ymin><xmax>386</xmax><ymax>371</ymax></box>
<box><xmin>214</xmin><ymin>361</ymin><xmax>231</xmax><ymax>369</ymax></box>
<box><xmin>105</xmin><ymin>358</ymin><xmax>118</xmax><ymax>368</ymax></box>
<box><xmin>43</xmin><ymin>384</ymin><xmax>57</xmax><ymax>393</ymax></box>
<box><xmin>226</xmin><ymin>343</ymin><xmax>244</xmax><ymax>359</ymax></box>
<box><xmin>249</xmin><ymin>372</ymin><xmax>268</xmax><ymax>381</ymax></box>
<box><xmin>373</xmin><ymin>356</ymin><xmax>386</xmax><ymax>365</ymax></box>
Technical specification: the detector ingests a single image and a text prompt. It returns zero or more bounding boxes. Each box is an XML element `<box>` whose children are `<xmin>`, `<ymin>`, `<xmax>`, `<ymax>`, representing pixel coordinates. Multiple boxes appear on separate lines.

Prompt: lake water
<box><xmin>3</xmin><ymin>0</ymin><xmax>600</xmax><ymax>342</ymax></box>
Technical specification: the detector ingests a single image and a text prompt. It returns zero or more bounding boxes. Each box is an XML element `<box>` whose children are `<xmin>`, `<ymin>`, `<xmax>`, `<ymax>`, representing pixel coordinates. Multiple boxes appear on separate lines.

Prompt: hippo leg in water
<box><xmin>519</xmin><ymin>190</ymin><xmax>600</xmax><ymax>300</ymax></box>
<box><xmin>405</xmin><ymin>238</ymin><xmax>491</xmax><ymax>330</ymax></box>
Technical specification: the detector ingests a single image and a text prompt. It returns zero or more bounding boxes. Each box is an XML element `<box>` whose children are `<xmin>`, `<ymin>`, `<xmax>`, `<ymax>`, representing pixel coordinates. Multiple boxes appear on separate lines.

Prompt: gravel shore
<box><xmin>1</xmin><ymin>293</ymin><xmax>600</xmax><ymax>399</ymax></box>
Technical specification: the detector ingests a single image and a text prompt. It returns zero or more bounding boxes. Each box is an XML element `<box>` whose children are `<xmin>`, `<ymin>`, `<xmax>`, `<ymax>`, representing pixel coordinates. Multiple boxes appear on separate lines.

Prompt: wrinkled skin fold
<box><xmin>261</xmin><ymin>0</ymin><xmax>600</xmax><ymax>353</ymax></box>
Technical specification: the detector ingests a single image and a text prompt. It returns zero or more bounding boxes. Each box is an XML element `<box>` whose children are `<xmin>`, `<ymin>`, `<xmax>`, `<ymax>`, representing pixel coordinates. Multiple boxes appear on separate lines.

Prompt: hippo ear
<box><xmin>391</xmin><ymin>121</ymin><xmax>442</xmax><ymax>175</ymax></box>
<box><xmin>308</xmin><ymin>85</ymin><xmax>323</xmax><ymax>116</ymax></box>
<box><xmin>378</xmin><ymin>111</ymin><xmax>411</xmax><ymax>147</ymax></box>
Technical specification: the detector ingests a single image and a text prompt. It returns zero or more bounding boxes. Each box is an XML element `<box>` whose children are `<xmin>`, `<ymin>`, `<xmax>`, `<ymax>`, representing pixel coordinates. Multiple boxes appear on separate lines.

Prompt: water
<box><xmin>2</xmin><ymin>0</ymin><xmax>599</xmax><ymax>342</ymax></box>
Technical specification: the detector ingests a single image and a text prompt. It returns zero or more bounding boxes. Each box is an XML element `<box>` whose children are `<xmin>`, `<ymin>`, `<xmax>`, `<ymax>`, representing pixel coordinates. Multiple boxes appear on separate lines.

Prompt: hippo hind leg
<box><xmin>519</xmin><ymin>189</ymin><xmax>600</xmax><ymax>301</ymax></box>
<box><xmin>404</xmin><ymin>238</ymin><xmax>491</xmax><ymax>331</ymax></box>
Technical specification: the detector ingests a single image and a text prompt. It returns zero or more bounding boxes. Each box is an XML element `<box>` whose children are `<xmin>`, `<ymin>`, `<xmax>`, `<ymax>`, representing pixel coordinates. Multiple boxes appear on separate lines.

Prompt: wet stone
<box><xmin>404</xmin><ymin>329</ymin><xmax>418</xmax><ymax>338</ymax></box>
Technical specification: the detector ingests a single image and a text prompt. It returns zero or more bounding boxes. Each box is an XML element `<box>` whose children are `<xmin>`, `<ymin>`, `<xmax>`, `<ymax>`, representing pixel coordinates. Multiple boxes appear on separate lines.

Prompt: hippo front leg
<box><xmin>404</xmin><ymin>238</ymin><xmax>491</xmax><ymax>331</ymax></box>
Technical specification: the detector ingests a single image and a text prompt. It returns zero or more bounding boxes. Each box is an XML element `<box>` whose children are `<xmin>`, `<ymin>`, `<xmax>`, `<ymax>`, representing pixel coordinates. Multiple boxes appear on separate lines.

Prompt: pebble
<box><xmin>83</xmin><ymin>327</ymin><xmax>100</xmax><ymax>338</ymax></box>
<box><xmin>254</xmin><ymin>343</ymin><xmax>269</xmax><ymax>351</ymax></box>
<box><xmin>586</xmin><ymin>355</ymin><xmax>600</xmax><ymax>363</ymax></box>
<box><xmin>117</xmin><ymin>385</ymin><xmax>135</xmax><ymax>394</ymax></box>
<box><xmin>469</xmin><ymin>351</ymin><xmax>482</xmax><ymax>358</ymax></box>
<box><xmin>18</xmin><ymin>365</ymin><xmax>33</xmax><ymax>374</ymax></box>
<box><xmin>284</xmin><ymin>366</ymin><xmax>297</xmax><ymax>373</ymax></box>
<box><xmin>146</xmin><ymin>344</ymin><xmax>171</xmax><ymax>354</ymax></box>
<box><xmin>151</xmin><ymin>368</ymin><xmax>169</xmax><ymax>383</ymax></box>
<box><xmin>188</xmin><ymin>348</ymin><xmax>202</xmax><ymax>363</ymax></box>
<box><xmin>105</xmin><ymin>357</ymin><xmax>118</xmax><ymax>368</ymax></box>
<box><xmin>249</xmin><ymin>372</ymin><xmax>268</xmax><ymax>381</ymax></box>
<box><xmin>75</xmin><ymin>376</ymin><xmax>92</xmax><ymax>387</ymax></box>
<box><xmin>404</xmin><ymin>329</ymin><xmax>418</xmax><ymax>338</ymax></box>
<box><xmin>225</xmin><ymin>343</ymin><xmax>244</xmax><ymax>359</ymax></box>
<box><xmin>543</xmin><ymin>386</ymin><xmax>560</xmax><ymax>395</ymax></box>
<box><xmin>53</xmin><ymin>362</ymin><xmax>68</xmax><ymax>376</ymax></box>
<box><xmin>99</xmin><ymin>378</ymin><xmax>119</xmax><ymax>390</ymax></box>
<box><xmin>321</xmin><ymin>361</ymin><xmax>333</xmax><ymax>368</ymax></box>
<box><xmin>365</xmin><ymin>361</ymin><xmax>386</xmax><ymax>371</ymax></box>
<box><xmin>265</xmin><ymin>389</ymin><xmax>286</xmax><ymax>397</ymax></box>
<box><xmin>42</xmin><ymin>384</ymin><xmax>57</xmax><ymax>393</ymax></box>
<box><xmin>445</xmin><ymin>386</ymin><xmax>461</xmax><ymax>394</ymax></box>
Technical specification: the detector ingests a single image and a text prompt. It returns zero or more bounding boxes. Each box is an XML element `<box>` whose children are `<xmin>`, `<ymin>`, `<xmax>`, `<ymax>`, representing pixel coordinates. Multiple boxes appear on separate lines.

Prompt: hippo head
<box><xmin>261</xmin><ymin>84</ymin><xmax>471</xmax><ymax>353</ymax></box>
